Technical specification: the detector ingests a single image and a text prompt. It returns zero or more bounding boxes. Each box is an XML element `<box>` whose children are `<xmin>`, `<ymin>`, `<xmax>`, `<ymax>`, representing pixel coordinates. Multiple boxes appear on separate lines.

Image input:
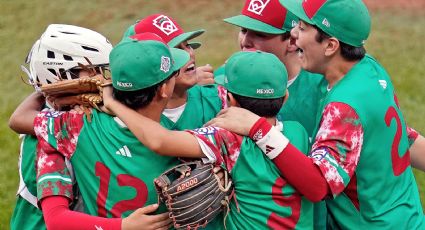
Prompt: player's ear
<box><xmin>227</xmin><ymin>92</ymin><xmax>239</xmax><ymax>107</ymax></box>
<box><xmin>158</xmin><ymin>76</ymin><xmax>176</xmax><ymax>99</ymax></box>
<box><xmin>324</xmin><ymin>37</ymin><xmax>339</xmax><ymax>57</ymax></box>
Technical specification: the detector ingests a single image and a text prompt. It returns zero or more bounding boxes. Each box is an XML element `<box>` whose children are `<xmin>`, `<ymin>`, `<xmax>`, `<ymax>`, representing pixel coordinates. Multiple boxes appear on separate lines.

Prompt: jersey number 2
<box><xmin>95</xmin><ymin>162</ymin><xmax>148</xmax><ymax>217</ymax></box>
<box><xmin>385</xmin><ymin>106</ymin><xmax>410</xmax><ymax>176</ymax></box>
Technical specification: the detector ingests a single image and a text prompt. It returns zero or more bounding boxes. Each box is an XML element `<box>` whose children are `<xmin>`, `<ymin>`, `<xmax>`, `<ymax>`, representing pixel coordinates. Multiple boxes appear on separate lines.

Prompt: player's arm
<box><xmin>103</xmin><ymin>87</ymin><xmax>204</xmax><ymax>158</ymax></box>
<box><xmin>409</xmin><ymin>133</ymin><xmax>425</xmax><ymax>171</ymax></box>
<box><xmin>35</xmin><ymin>113</ymin><xmax>171</xmax><ymax>230</ymax></box>
<box><xmin>208</xmin><ymin>104</ymin><xmax>362</xmax><ymax>202</ymax></box>
<box><xmin>8</xmin><ymin>92</ymin><xmax>44</xmax><ymax>135</ymax></box>
<box><xmin>41</xmin><ymin>196</ymin><xmax>170</xmax><ymax>230</ymax></box>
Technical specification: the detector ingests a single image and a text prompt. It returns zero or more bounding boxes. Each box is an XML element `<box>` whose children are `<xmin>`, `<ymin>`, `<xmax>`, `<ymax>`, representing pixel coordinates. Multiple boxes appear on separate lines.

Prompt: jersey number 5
<box><xmin>95</xmin><ymin>162</ymin><xmax>148</xmax><ymax>217</ymax></box>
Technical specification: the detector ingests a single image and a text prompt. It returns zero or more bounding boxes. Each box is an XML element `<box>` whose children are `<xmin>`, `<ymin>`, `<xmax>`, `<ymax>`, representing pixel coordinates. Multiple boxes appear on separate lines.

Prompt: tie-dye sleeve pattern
<box><xmin>34</xmin><ymin>111</ymin><xmax>85</xmax><ymax>159</ymax></box>
<box><xmin>310</xmin><ymin>102</ymin><xmax>363</xmax><ymax>197</ymax></box>
<box><xmin>217</xmin><ymin>85</ymin><xmax>228</xmax><ymax>109</ymax></box>
<box><xmin>406</xmin><ymin>126</ymin><xmax>419</xmax><ymax>146</ymax></box>
<box><xmin>188</xmin><ymin>126</ymin><xmax>243</xmax><ymax>172</ymax></box>
<box><xmin>36</xmin><ymin>133</ymin><xmax>73</xmax><ymax>202</ymax></box>
<box><xmin>34</xmin><ymin>111</ymin><xmax>85</xmax><ymax>203</ymax></box>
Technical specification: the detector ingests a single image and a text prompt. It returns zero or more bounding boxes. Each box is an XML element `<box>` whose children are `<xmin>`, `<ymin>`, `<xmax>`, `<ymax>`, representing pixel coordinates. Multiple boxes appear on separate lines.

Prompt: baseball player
<box><xmin>218</xmin><ymin>0</ymin><xmax>327</xmax><ymax>140</ymax></box>
<box><xmin>102</xmin><ymin>51</ymin><xmax>315</xmax><ymax>229</ymax></box>
<box><xmin>8</xmin><ymin>24</ymin><xmax>113</xmax><ymax>230</ymax></box>
<box><xmin>218</xmin><ymin>0</ymin><xmax>328</xmax><ymax>228</ymax></box>
<box><xmin>123</xmin><ymin>14</ymin><xmax>226</xmax><ymax>131</ymax></box>
<box><xmin>10</xmin><ymin>29</ymin><xmax>176</xmax><ymax>229</ymax></box>
<box><xmin>24</xmin><ymin>33</ymin><xmax>203</xmax><ymax>229</ymax></box>
<box><xmin>207</xmin><ymin>0</ymin><xmax>425</xmax><ymax>228</ymax></box>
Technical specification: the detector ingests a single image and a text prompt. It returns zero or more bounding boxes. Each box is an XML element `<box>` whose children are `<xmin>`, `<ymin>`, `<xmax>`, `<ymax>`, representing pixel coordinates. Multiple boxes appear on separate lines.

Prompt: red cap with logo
<box><xmin>122</xmin><ymin>14</ymin><xmax>205</xmax><ymax>49</ymax></box>
<box><xmin>224</xmin><ymin>0</ymin><xmax>299</xmax><ymax>34</ymax></box>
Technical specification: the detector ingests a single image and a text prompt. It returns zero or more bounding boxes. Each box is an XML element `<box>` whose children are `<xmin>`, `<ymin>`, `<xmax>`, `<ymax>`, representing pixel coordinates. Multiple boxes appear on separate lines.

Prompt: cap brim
<box><xmin>223</xmin><ymin>15</ymin><xmax>286</xmax><ymax>34</ymax></box>
<box><xmin>170</xmin><ymin>48</ymin><xmax>190</xmax><ymax>72</ymax></box>
<box><xmin>188</xmin><ymin>42</ymin><xmax>201</xmax><ymax>49</ymax></box>
<box><xmin>168</xmin><ymin>29</ymin><xmax>205</xmax><ymax>48</ymax></box>
<box><xmin>279</xmin><ymin>0</ymin><xmax>314</xmax><ymax>25</ymax></box>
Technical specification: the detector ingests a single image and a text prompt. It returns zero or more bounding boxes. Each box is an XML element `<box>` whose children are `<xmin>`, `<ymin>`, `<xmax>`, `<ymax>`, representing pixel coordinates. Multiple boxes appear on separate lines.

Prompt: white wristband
<box><xmin>256</xmin><ymin>126</ymin><xmax>289</xmax><ymax>160</ymax></box>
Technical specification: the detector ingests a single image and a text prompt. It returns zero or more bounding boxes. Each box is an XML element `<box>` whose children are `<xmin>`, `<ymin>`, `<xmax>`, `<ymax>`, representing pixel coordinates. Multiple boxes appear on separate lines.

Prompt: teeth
<box><xmin>297</xmin><ymin>48</ymin><xmax>303</xmax><ymax>57</ymax></box>
<box><xmin>187</xmin><ymin>63</ymin><xmax>195</xmax><ymax>69</ymax></box>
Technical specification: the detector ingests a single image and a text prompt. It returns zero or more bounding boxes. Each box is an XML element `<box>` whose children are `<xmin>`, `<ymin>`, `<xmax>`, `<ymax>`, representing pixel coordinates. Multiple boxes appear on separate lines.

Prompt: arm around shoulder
<box><xmin>9</xmin><ymin>92</ymin><xmax>45</xmax><ymax>135</ymax></box>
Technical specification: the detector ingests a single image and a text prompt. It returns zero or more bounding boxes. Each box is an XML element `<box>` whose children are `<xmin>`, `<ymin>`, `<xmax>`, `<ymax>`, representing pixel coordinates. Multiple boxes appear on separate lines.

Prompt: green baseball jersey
<box><xmin>161</xmin><ymin>84</ymin><xmax>226</xmax><ymax>130</ymax></box>
<box><xmin>277</xmin><ymin>69</ymin><xmax>327</xmax><ymax>140</ymax></box>
<box><xmin>190</xmin><ymin>121</ymin><xmax>314</xmax><ymax>229</ymax></box>
<box><xmin>10</xmin><ymin>135</ymin><xmax>46</xmax><ymax>230</ymax></box>
<box><xmin>312</xmin><ymin>55</ymin><xmax>425</xmax><ymax>229</ymax></box>
<box><xmin>35</xmin><ymin>110</ymin><xmax>181</xmax><ymax>217</ymax></box>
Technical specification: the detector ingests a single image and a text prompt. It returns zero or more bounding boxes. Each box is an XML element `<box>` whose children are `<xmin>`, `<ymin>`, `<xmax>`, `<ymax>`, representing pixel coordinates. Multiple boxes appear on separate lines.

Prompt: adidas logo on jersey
<box><xmin>116</xmin><ymin>145</ymin><xmax>132</xmax><ymax>158</ymax></box>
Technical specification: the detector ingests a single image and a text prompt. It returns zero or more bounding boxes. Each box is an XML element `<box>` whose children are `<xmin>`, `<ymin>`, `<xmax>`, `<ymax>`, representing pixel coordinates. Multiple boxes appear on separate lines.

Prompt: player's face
<box><xmin>174</xmin><ymin>41</ymin><xmax>197</xmax><ymax>91</ymax></box>
<box><xmin>238</xmin><ymin>28</ymin><xmax>287</xmax><ymax>62</ymax></box>
<box><xmin>291</xmin><ymin>21</ymin><xmax>328</xmax><ymax>74</ymax></box>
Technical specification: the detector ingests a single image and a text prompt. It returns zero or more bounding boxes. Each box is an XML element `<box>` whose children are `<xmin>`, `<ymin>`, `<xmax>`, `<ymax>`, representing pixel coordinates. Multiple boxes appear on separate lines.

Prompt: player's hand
<box><xmin>122</xmin><ymin>204</ymin><xmax>172</xmax><ymax>230</ymax></box>
<box><xmin>206</xmin><ymin>107</ymin><xmax>260</xmax><ymax>136</ymax></box>
<box><xmin>196</xmin><ymin>64</ymin><xmax>215</xmax><ymax>85</ymax></box>
<box><xmin>214</xmin><ymin>166</ymin><xmax>225</xmax><ymax>186</ymax></box>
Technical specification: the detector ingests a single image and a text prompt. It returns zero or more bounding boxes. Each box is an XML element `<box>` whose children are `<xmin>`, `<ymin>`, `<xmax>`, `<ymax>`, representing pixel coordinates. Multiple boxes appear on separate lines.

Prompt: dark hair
<box><xmin>112</xmin><ymin>70</ymin><xmax>178</xmax><ymax>110</ymax></box>
<box><xmin>281</xmin><ymin>31</ymin><xmax>291</xmax><ymax>41</ymax></box>
<box><xmin>231</xmin><ymin>93</ymin><xmax>285</xmax><ymax>117</ymax></box>
<box><xmin>313</xmin><ymin>25</ymin><xmax>365</xmax><ymax>61</ymax></box>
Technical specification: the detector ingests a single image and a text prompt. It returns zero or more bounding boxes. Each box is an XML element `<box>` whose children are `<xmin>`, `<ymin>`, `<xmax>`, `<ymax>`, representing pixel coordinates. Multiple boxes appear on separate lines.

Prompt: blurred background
<box><xmin>1</xmin><ymin>0</ymin><xmax>424</xmax><ymax>227</ymax></box>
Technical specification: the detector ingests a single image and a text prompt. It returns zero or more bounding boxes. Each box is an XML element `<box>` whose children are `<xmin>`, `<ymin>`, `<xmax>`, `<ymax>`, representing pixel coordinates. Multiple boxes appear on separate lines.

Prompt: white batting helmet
<box><xmin>23</xmin><ymin>24</ymin><xmax>113</xmax><ymax>90</ymax></box>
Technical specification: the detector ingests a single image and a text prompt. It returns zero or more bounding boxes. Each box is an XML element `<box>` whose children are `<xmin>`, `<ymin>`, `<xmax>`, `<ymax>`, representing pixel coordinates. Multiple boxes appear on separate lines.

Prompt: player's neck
<box><xmin>324</xmin><ymin>57</ymin><xmax>358</xmax><ymax>88</ymax></box>
<box><xmin>167</xmin><ymin>90</ymin><xmax>188</xmax><ymax>109</ymax></box>
<box><xmin>283</xmin><ymin>58</ymin><xmax>301</xmax><ymax>81</ymax></box>
<box><xmin>136</xmin><ymin>103</ymin><xmax>165</xmax><ymax>122</ymax></box>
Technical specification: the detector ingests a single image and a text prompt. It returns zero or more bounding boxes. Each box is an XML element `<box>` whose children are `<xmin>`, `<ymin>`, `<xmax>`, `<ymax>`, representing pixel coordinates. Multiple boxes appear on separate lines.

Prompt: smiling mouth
<box><xmin>296</xmin><ymin>48</ymin><xmax>304</xmax><ymax>57</ymax></box>
<box><xmin>185</xmin><ymin>63</ymin><xmax>195</xmax><ymax>73</ymax></box>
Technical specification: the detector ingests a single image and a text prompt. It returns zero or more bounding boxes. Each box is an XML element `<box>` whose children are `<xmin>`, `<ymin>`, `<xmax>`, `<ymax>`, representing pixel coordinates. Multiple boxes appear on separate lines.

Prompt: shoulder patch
<box><xmin>193</xmin><ymin>126</ymin><xmax>218</xmax><ymax>135</ymax></box>
<box><xmin>44</xmin><ymin>111</ymin><xmax>64</xmax><ymax>118</ymax></box>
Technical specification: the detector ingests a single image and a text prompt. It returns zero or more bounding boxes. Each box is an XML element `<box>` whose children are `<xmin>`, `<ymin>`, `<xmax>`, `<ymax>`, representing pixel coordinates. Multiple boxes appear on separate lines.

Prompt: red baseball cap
<box><xmin>123</xmin><ymin>14</ymin><xmax>205</xmax><ymax>49</ymax></box>
<box><xmin>224</xmin><ymin>0</ymin><xmax>299</xmax><ymax>34</ymax></box>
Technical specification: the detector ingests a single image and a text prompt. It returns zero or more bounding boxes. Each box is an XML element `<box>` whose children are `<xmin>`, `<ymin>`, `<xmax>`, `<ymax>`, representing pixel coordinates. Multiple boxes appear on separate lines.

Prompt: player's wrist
<box><xmin>249</xmin><ymin>117</ymin><xmax>271</xmax><ymax>141</ymax></box>
<box><xmin>249</xmin><ymin>117</ymin><xmax>289</xmax><ymax>160</ymax></box>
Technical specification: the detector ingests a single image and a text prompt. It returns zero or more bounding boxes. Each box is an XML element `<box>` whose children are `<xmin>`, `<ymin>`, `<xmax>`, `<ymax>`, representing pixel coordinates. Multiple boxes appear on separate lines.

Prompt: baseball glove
<box><xmin>40</xmin><ymin>61</ymin><xmax>111</xmax><ymax>111</ymax></box>
<box><xmin>155</xmin><ymin>161</ymin><xmax>233</xmax><ymax>230</ymax></box>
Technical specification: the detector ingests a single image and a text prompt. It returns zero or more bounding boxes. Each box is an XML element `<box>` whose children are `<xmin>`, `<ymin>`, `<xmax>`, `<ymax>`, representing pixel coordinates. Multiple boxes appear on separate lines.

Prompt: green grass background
<box><xmin>0</xmin><ymin>0</ymin><xmax>424</xmax><ymax>228</ymax></box>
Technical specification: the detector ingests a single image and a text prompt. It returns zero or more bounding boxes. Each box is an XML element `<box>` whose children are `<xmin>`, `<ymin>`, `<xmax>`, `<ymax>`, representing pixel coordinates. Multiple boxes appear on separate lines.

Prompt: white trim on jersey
<box><xmin>17</xmin><ymin>134</ymin><xmax>39</xmax><ymax>208</ymax></box>
<box><xmin>38</xmin><ymin>175</ymin><xmax>72</xmax><ymax>184</ymax></box>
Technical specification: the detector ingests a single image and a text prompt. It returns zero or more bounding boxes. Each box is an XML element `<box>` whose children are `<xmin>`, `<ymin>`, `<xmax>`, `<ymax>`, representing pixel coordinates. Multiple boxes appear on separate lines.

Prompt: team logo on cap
<box><xmin>152</xmin><ymin>15</ymin><xmax>178</xmax><ymax>35</ymax></box>
<box><xmin>160</xmin><ymin>56</ymin><xmax>171</xmax><ymax>73</ymax></box>
<box><xmin>247</xmin><ymin>0</ymin><xmax>270</xmax><ymax>15</ymax></box>
<box><xmin>322</xmin><ymin>18</ymin><xmax>330</xmax><ymax>28</ymax></box>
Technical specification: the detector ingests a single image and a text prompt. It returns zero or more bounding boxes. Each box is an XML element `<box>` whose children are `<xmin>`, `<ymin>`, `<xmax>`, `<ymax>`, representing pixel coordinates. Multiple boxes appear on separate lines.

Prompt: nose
<box><xmin>184</xmin><ymin>46</ymin><xmax>195</xmax><ymax>59</ymax></box>
<box><xmin>290</xmin><ymin>26</ymin><xmax>299</xmax><ymax>40</ymax></box>
<box><xmin>239</xmin><ymin>32</ymin><xmax>253</xmax><ymax>50</ymax></box>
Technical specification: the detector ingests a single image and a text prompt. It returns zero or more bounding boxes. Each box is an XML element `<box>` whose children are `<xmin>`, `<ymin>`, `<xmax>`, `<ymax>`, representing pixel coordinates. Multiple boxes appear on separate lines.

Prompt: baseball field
<box><xmin>0</xmin><ymin>0</ymin><xmax>424</xmax><ymax>228</ymax></box>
